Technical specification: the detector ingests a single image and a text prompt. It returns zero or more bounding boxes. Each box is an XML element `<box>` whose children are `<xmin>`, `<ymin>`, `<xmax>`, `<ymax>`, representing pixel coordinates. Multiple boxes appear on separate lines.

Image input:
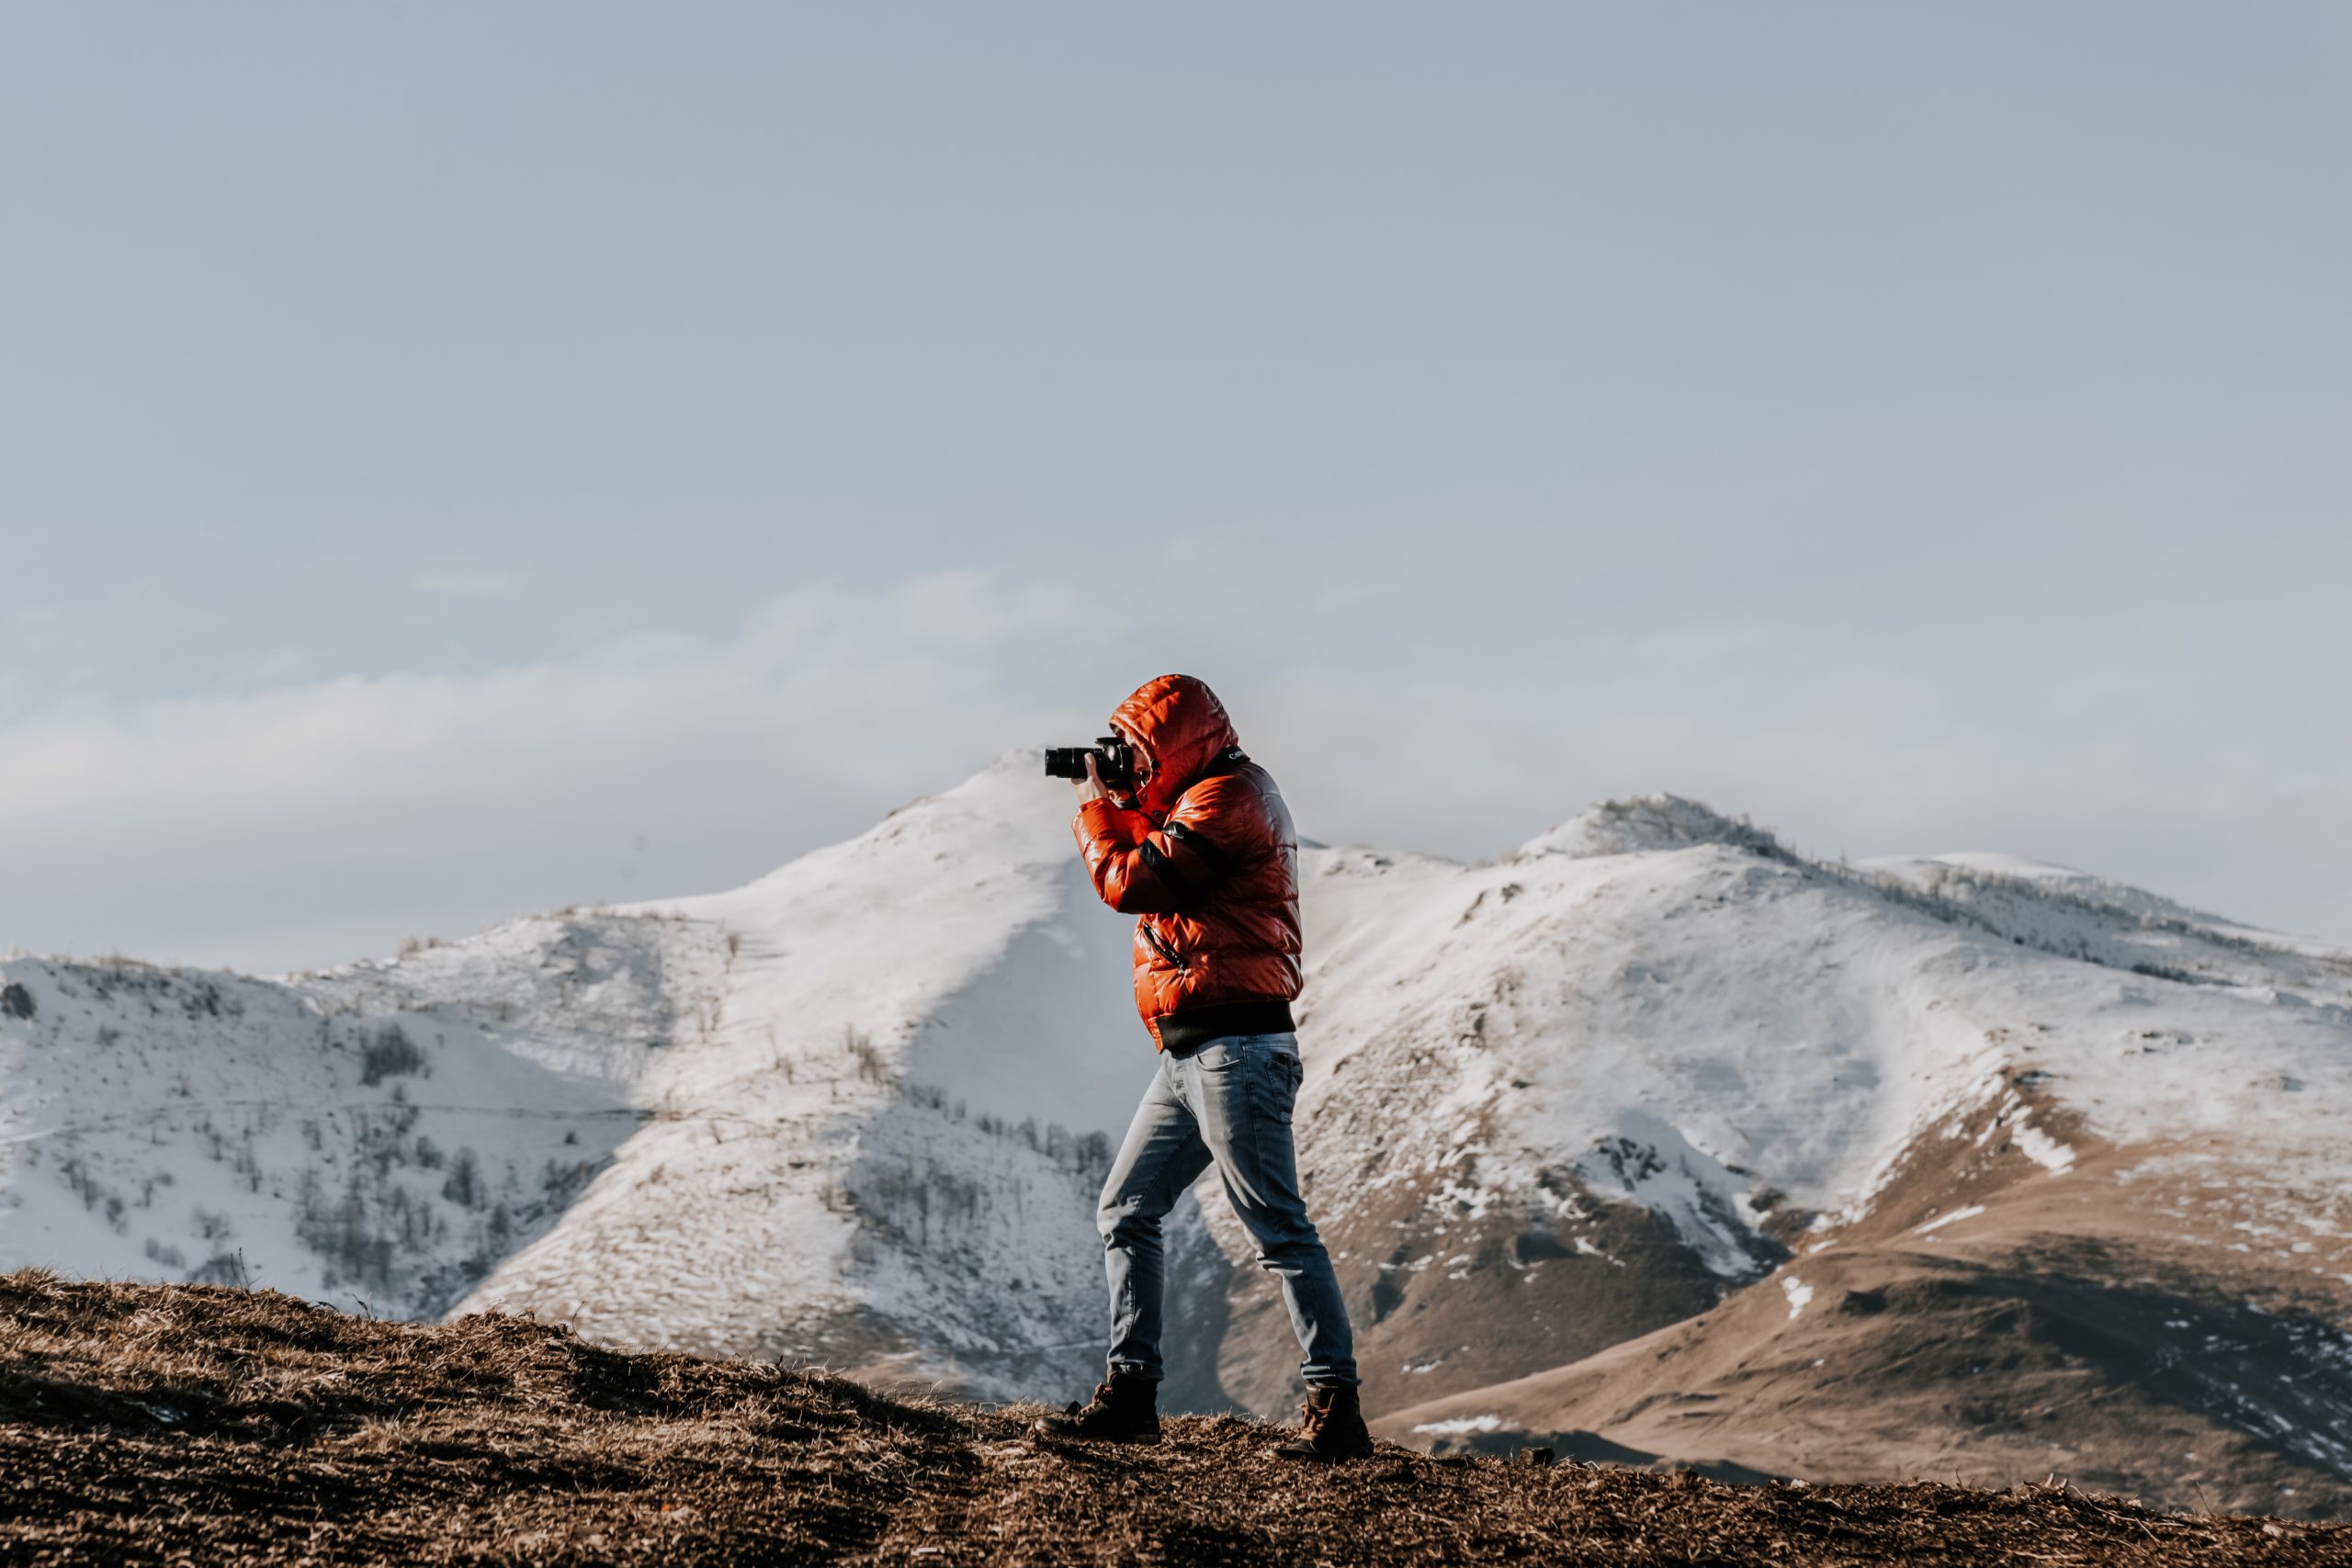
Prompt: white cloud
<box><xmin>0</xmin><ymin>574</ymin><xmax>1096</xmax><ymax>971</ymax></box>
<box><xmin>1</xmin><ymin>570</ymin><xmax>2347</xmax><ymax>975</ymax></box>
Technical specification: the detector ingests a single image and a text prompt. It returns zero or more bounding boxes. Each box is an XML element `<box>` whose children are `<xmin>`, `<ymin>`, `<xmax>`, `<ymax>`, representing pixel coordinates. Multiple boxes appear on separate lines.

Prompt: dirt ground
<box><xmin>3</xmin><ymin>1271</ymin><xmax>2345</xmax><ymax>1566</ymax></box>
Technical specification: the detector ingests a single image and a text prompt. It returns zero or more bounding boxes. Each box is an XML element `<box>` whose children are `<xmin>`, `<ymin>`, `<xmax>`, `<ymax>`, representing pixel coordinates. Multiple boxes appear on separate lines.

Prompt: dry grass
<box><xmin>1</xmin><ymin>1270</ymin><xmax>2344</xmax><ymax>1566</ymax></box>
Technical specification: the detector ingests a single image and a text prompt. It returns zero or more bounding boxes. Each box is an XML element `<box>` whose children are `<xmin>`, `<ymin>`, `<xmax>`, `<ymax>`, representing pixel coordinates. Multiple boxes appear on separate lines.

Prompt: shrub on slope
<box><xmin>2</xmin><ymin>1273</ymin><xmax>2342</xmax><ymax>1566</ymax></box>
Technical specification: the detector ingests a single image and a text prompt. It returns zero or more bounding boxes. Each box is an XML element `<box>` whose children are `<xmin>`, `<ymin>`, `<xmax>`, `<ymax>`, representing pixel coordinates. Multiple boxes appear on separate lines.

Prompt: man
<box><xmin>1036</xmin><ymin>673</ymin><xmax>1371</xmax><ymax>1462</ymax></box>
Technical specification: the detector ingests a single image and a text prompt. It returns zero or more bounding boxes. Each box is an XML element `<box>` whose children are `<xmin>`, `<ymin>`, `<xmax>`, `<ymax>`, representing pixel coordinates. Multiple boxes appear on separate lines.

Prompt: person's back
<box><xmin>1037</xmin><ymin>673</ymin><xmax>1371</xmax><ymax>1462</ymax></box>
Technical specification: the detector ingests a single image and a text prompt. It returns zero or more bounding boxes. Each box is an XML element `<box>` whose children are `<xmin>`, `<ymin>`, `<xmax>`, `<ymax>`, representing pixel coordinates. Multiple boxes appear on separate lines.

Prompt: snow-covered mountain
<box><xmin>0</xmin><ymin>755</ymin><xmax>1147</xmax><ymax>1399</ymax></box>
<box><xmin>1256</xmin><ymin>799</ymin><xmax>2352</xmax><ymax>1517</ymax></box>
<box><xmin>6</xmin><ymin>765</ymin><xmax>2349</xmax><ymax>1512</ymax></box>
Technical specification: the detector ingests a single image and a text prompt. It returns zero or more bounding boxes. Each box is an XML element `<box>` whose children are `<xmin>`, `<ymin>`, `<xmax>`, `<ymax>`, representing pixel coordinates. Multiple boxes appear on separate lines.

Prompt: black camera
<box><xmin>1045</xmin><ymin>735</ymin><xmax>1136</xmax><ymax>789</ymax></box>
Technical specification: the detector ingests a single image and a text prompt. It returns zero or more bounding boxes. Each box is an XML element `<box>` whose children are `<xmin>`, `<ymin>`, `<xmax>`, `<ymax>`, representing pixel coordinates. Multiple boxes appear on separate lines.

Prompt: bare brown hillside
<box><xmin>1379</xmin><ymin>1134</ymin><xmax>2352</xmax><ymax>1523</ymax></box>
<box><xmin>5</xmin><ymin>1272</ymin><xmax>2346</xmax><ymax>1566</ymax></box>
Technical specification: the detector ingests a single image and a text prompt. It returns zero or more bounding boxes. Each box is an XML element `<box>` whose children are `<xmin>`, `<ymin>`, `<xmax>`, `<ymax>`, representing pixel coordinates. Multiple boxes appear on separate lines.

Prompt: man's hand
<box><xmin>1071</xmin><ymin>751</ymin><xmax>1111</xmax><ymax>806</ymax></box>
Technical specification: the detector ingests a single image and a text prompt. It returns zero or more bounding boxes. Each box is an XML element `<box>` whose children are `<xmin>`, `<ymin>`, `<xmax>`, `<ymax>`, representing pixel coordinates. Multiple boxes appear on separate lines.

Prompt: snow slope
<box><xmin>1299</xmin><ymin>795</ymin><xmax>2352</xmax><ymax>1239</ymax></box>
<box><xmin>1182</xmin><ymin>795</ymin><xmax>2352</xmax><ymax>1515</ymax></box>
<box><xmin>0</xmin><ymin>755</ymin><xmax>1150</xmax><ymax>1398</ymax></box>
<box><xmin>0</xmin><ymin>945</ymin><xmax>635</xmax><ymax>1317</ymax></box>
<box><xmin>1189</xmin><ymin>796</ymin><xmax>2352</xmax><ymax>1441</ymax></box>
<box><xmin>439</xmin><ymin>754</ymin><xmax>1148</xmax><ymax>1391</ymax></box>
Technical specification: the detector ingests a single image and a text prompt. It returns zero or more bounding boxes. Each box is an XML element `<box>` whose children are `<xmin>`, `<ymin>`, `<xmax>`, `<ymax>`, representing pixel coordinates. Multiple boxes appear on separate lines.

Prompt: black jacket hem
<box><xmin>1155</xmin><ymin>1000</ymin><xmax>1298</xmax><ymax>1056</ymax></box>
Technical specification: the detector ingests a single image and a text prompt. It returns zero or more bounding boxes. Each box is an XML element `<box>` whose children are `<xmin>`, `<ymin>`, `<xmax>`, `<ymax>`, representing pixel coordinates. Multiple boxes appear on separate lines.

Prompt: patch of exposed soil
<box><xmin>1380</xmin><ymin>1224</ymin><xmax>2352</xmax><ymax>1521</ymax></box>
<box><xmin>5</xmin><ymin>1272</ymin><xmax>2345</xmax><ymax>1565</ymax></box>
<box><xmin>1198</xmin><ymin>1159</ymin><xmax>1741</xmax><ymax>1418</ymax></box>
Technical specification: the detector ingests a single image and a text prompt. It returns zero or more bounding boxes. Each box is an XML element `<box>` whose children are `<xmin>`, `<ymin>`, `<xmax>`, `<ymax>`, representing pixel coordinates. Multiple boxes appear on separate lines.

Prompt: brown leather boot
<box><xmin>1032</xmin><ymin>1371</ymin><xmax>1161</xmax><ymax>1444</ymax></box>
<box><xmin>1270</xmin><ymin>1383</ymin><xmax>1373</xmax><ymax>1461</ymax></box>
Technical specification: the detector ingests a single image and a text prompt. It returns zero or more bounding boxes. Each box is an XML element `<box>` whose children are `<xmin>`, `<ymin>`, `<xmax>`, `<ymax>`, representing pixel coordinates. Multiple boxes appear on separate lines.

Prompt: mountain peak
<box><xmin>1514</xmin><ymin>795</ymin><xmax>1792</xmax><ymax>863</ymax></box>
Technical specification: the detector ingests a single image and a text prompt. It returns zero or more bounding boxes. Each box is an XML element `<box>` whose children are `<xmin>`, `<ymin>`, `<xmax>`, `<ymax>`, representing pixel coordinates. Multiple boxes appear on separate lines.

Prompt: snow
<box><xmin>2009</xmin><ymin>1122</ymin><xmax>2077</xmax><ymax>1177</ymax></box>
<box><xmin>1411</xmin><ymin>1415</ymin><xmax>1504</xmax><ymax>1436</ymax></box>
<box><xmin>1577</xmin><ymin>1110</ymin><xmax>1778</xmax><ymax>1278</ymax></box>
<box><xmin>1857</xmin><ymin>852</ymin><xmax>2349</xmax><ymax>968</ymax></box>
<box><xmin>1781</xmin><ymin>1276</ymin><xmax>1815</xmax><ymax>1319</ymax></box>
<box><xmin>1280</xmin><ymin>794</ymin><xmax>2352</xmax><ymax>1288</ymax></box>
<box><xmin>6</xmin><ymin>768</ymin><xmax>2350</xmax><ymax>1399</ymax></box>
<box><xmin>440</xmin><ymin>755</ymin><xmax>1144</xmax><ymax>1386</ymax></box>
<box><xmin>0</xmin><ymin>754</ymin><xmax>1142</xmax><ymax>1395</ymax></box>
<box><xmin>0</xmin><ymin>954</ymin><xmax>630</xmax><ymax>1315</ymax></box>
<box><xmin>1913</xmin><ymin>1205</ymin><xmax>1986</xmax><ymax>1236</ymax></box>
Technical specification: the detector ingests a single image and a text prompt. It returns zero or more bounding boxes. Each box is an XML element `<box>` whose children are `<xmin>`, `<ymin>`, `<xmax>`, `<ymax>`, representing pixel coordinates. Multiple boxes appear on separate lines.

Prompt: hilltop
<box><xmin>3</xmin><ymin>1271</ymin><xmax>2341</xmax><ymax>1567</ymax></box>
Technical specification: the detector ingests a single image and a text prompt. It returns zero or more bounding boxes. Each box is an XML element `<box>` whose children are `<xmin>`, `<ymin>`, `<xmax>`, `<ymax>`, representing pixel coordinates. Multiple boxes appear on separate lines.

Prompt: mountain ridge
<box><xmin>6</xmin><ymin>758</ymin><xmax>2349</xmax><ymax>1513</ymax></box>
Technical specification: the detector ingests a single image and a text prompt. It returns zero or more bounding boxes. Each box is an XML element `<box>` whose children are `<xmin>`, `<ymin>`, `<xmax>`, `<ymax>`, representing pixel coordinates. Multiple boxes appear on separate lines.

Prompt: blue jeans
<box><xmin>1097</xmin><ymin>1032</ymin><xmax>1360</xmax><ymax>1389</ymax></box>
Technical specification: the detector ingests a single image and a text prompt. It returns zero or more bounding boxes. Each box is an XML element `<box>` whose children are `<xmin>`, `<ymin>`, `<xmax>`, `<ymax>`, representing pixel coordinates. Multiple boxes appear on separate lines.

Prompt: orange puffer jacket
<box><xmin>1072</xmin><ymin>674</ymin><xmax>1304</xmax><ymax>1054</ymax></box>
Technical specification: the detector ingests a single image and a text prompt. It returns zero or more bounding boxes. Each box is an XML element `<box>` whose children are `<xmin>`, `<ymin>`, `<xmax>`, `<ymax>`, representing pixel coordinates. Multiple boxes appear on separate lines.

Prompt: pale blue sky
<box><xmin>3</xmin><ymin>5</ymin><xmax>2348</xmax><ymax>970</ymax></box>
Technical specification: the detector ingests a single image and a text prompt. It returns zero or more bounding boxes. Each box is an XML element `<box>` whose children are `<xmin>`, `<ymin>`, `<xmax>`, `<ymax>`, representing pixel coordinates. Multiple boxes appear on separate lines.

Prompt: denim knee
<box><xmin>1254</xmin><ymin>1229</ymin><xmax>1324</xmax><ymax>1269</ymax></box>
<box><xmin>1098</xmin><ymin>1190</ymin><xmax>1155</xmax><ymax>1247</ymax></box>
<box><xmin>1232</xmin><ymin>1200</ymin><xmax>1321</xmax><ymax>1259</ymax></box>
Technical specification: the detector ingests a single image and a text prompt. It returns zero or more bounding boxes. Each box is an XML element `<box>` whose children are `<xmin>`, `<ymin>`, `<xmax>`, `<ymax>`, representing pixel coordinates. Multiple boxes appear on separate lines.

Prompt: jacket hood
<box><xmin>1109</xmin><ymin>673</ymin><xmax>1240</xmax><ymax>817</ymax></box>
